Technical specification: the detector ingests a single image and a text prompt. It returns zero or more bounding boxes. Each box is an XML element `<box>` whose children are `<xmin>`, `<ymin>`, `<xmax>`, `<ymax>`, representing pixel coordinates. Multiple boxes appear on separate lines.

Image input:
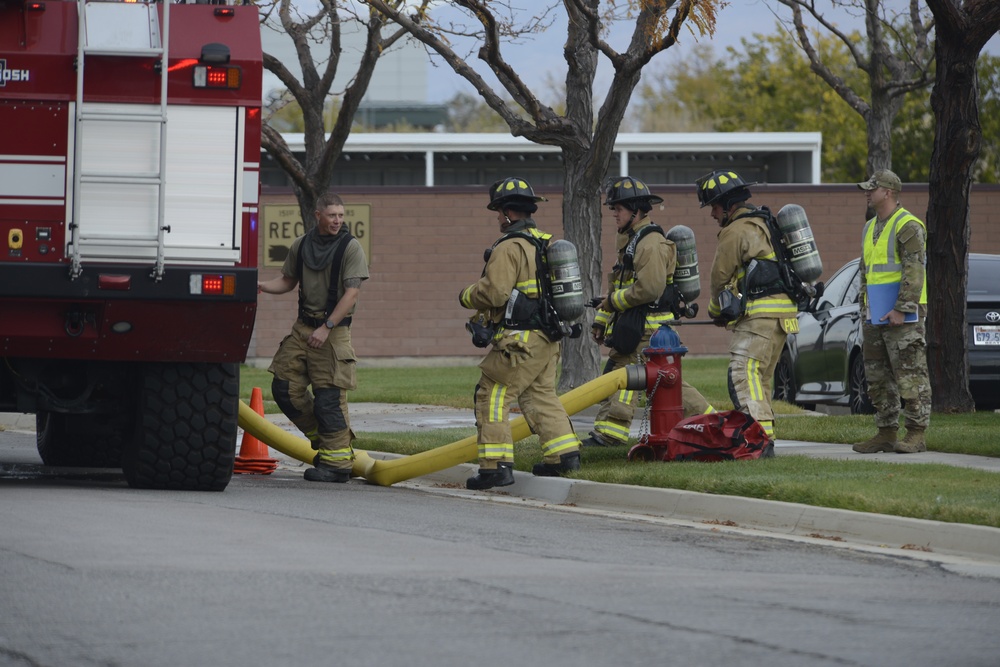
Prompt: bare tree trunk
<box><xmin>864</xmin><ymin>104</ymin><xmax>894</xmax><ymax>176</ymax></box>
<box><xmin>925</xmin><ymin>38</ymin><xmax>978</xmax><ymax>412</ymax></box>
<box><xmin>863</xmin><ymin>104</ymin><xmax>895</xmax><ymax>220</ymax></box>
<box><xmin>357</xmin><ymin>0</ymin><xmax>703</xmax><ymax>391</ymax></box>
<box><xmin>558</xmin><ymin>155</ymin><xmax>604</xmax><ymax>390</ymax></box>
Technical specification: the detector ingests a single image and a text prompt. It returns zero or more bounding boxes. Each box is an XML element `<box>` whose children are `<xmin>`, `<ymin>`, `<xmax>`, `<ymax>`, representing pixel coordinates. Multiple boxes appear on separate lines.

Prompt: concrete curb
<box><xmin>384</xmin><ymin>455</ymin><xmax>1000</xmax><ymax>564</ymax></box>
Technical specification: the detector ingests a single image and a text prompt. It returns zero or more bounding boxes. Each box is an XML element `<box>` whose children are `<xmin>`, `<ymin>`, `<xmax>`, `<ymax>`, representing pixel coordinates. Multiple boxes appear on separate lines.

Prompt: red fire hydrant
<box><xmin>627</xmin><ymin>326</ymin><xmax>687</xmax><ymax>462</ymax></box>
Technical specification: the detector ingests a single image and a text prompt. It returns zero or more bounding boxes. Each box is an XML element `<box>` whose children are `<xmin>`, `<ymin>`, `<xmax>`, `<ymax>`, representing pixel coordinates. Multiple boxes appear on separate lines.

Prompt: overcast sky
<box><xmin>423</xmin><ymin>1</ymin><xmax>1000</xmax><ymax>104</ymax></box>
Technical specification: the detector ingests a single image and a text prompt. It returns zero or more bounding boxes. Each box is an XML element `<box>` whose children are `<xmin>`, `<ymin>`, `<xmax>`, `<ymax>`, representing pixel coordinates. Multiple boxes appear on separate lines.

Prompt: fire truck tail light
<box><xmin>190</xmin><ymin>274</ymin><xmax>236</xmax><ymax>296</ymax></box>
<box><xmin>99</xmin><ymin>274</ymin><xmax>131</xmax><ymax>291</ymax></box>
<box><xmin>193</xmin><ymin>65</ymin><xmax>241</xmax><ymax>90</ymax></box>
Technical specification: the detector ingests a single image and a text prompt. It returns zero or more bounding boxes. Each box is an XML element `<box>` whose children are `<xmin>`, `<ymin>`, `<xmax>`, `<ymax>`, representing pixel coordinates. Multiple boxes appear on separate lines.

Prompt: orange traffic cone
<box><xmin>234</xmin><ymin>386</ymin><xmax>279</xmax><ymax>475</ymax></box>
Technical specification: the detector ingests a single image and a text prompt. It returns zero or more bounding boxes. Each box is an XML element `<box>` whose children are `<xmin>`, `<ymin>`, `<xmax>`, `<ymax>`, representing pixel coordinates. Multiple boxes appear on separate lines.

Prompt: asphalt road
<box><xmin>3</xmin><ymin>428</ymin><xmax>1000</xmax><ymax>667</ymax></box>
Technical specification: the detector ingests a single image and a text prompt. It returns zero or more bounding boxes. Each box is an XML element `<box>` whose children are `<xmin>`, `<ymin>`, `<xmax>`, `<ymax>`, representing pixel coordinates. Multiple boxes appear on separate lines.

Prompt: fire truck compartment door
<box><xmin>74</xmin><ymin>104</ymin><xmax>245</xmax><ymax>264</ymax></box>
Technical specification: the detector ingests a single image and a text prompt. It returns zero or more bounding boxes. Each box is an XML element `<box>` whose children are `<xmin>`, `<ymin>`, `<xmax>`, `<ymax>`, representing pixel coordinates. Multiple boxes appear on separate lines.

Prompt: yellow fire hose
<box><xmin>237</xmin><ymin>364</ymin><xmax>644</xmax><ymax>487</ymax></box>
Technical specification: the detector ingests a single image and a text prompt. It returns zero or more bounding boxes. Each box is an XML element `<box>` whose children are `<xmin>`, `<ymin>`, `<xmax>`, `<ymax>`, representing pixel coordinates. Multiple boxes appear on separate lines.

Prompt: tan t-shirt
<box><xmin>283</xmin><ymin>233</ymin><xmax>369</xmax><ymax>318</ymax></box>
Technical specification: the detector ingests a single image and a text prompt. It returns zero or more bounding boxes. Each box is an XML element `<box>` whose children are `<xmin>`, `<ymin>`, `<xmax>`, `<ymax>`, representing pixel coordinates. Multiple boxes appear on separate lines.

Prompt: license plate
<box><xmin>974</xmin><ymin>325</ymin><xmax>1000</xmax><ymax>345</ymax></box>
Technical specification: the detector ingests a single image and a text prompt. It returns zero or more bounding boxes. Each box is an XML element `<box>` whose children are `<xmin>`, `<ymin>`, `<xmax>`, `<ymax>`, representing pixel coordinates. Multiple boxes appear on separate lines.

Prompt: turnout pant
<box><xmin>475</xmin><ymin>330</ymin><xmax>581</xmax><ymax>469</ymax></box>
<box><xmin>269</xmin><ymin>322</ymin><xmax>357</xmax><ymax>470</ymax></box>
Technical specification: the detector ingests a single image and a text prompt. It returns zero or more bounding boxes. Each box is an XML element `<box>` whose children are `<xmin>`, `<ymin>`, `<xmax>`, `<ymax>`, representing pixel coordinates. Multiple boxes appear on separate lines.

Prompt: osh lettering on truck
<box><xmin>0</xmin><ymin>60</ymin><xmax>30</xmax><ymax>85</ymax></box>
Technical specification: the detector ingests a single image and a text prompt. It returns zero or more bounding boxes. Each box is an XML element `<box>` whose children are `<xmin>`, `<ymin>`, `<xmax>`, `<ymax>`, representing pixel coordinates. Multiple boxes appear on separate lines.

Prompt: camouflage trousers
<box><xmin>862</xmin><ymin>319</ymin><xmax>931</xmax><ymax>429</ymax></box>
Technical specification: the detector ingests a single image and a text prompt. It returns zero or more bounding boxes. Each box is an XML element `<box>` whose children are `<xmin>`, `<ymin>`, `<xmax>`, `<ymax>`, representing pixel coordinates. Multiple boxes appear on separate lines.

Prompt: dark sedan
<box><xmin>773</xmin><ymin>254</ymin><xmax>1000</xmax><ymax>413</ymax></box>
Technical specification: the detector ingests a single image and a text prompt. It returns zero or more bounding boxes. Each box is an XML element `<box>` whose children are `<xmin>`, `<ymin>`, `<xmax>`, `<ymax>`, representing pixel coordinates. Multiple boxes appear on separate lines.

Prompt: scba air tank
<box><xmin>776</xmin><ymin>204</ymin><xmax>823</xmax><ymax>283</ymax></box>
<box><xmin>665</xmin><ymin>225</ymin><xmax>700</xmax><ymax>302</ymax></box>
<box><xmin>547</xmin><ymin>239</ymin><xmax>585</xmax><ymax>322</ymax></box>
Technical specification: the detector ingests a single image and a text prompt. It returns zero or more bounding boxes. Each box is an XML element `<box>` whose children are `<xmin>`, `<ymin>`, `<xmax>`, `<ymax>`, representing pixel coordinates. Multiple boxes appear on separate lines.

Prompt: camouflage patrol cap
<box><xmin>857</xmin><ymin>169</ymin><xmax>902</xmax><ymax>192</ymax></box>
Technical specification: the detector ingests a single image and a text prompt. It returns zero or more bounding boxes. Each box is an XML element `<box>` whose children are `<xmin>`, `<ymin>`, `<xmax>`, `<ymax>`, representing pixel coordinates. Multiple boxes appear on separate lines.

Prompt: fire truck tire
<box><xmin>36</xmin><ymin>411</ymin><xmax>127</xmax><ymax>468</ymax></box>
<box><xmin>122</xmin><ymin>362</ymin><xmax>239</xmax><ymax>492</ymax></box>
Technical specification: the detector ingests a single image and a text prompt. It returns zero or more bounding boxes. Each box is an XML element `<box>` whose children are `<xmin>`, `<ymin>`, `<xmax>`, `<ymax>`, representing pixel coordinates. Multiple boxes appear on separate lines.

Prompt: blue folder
<box><xmin>867</xmin><ymin>283</ymin><xmax>918</xmax><ymax>325</ymax></box>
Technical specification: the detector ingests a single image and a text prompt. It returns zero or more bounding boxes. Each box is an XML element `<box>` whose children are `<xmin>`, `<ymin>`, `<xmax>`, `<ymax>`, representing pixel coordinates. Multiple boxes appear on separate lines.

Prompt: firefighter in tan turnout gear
<box><xmin>584</xmin><ymin>177</ymin><xmax>716</xmax><ymax>449</ymax></box>
<box><xmin>697</xmin><ymin>170</ymin><xmax>799</xmax><ymax>454</ymax></box>
<box><xmin>258</xmin><ymin>192</ymin><xmax>369</xmax><ymax>483</ymax></box>
<box><xmin>459</xmin><ymin>177</ymin><xmax>583</xmax><ymax>490</ymax></box>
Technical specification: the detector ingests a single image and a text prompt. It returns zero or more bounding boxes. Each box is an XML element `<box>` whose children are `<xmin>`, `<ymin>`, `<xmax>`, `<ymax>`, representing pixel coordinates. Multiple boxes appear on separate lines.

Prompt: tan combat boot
<box><xmin>895</xmin><ymin>427</ymin><xmax>927</xmax><ymax>454</ymax></box>
<box><xmin>852</xmin><ymin>427</ymin><xmax>898</xmax><ymax>453</ymax></box>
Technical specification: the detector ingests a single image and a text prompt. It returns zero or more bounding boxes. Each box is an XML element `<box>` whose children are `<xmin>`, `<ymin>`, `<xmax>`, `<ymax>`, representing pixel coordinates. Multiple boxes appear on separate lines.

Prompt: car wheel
<box><xmin>849</xmin><ymin>354</ymin><xmax>875</xmax><ymax>415</ymax></box>
<box><xmin>773</xmin><ymin>351</ymin><xmax>798</xmax><ymax>405</ymax></box>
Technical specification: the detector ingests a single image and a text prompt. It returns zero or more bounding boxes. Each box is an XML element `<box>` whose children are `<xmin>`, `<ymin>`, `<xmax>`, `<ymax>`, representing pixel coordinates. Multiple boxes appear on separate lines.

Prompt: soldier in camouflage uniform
<box><xmin>459</xmin><ymin>177</ymin><xmax>583</xmax><ymax>490</ymax></box>
<box><xmin>854</xmin><ymin>170</ymin><xmax>931</xmax><ymax>454</ymax></box>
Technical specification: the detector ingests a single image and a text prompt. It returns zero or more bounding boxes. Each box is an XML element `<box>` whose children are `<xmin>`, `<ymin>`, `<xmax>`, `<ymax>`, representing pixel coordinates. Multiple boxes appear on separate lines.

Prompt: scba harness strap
<box><xmin>621</xmin><ymin>223</ymin><xmax>664</xmax><ymax>272</ymax></box>
<box><xmin>296</xmin><ymin>230</ymin><xmax>354</xmax><ymax>327</ymax></box>
<box><xmin>731</xmin><ymin>206</ymin><xmax>810</xmax><ymax>307</ymax></box>
<box><xmin>615</xmin><ymin>223</ymin><xmax>681</xmax><ymax>316</ymax></box>
<box><xmin>490</xmin><ymin>230</ymin><xmax>580</xmax><ymax>341</ymax></box>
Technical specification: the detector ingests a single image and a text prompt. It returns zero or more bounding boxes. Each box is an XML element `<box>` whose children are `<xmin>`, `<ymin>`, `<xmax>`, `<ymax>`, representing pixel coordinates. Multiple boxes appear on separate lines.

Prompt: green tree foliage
<box><xmin>636</xmin><ymin>43</ymin><xmax>725</xmax><ymax>132</ymax></box>
<box><xmin>889</xmin><ymin>91</ymin><xmax>934</xmax><ymax>183</ymax></box>
<box><xmin>892</xmin><ymin>54</ymin><xmax>999</xmax><ymax>183</ymax></box>
<box><xmin>638</xmin><ymin>31</ymin><xmax>867</xmax><ymax>182</ymax></box>
<box><xmin>637</xmin><ymin>31</ymin><xmax>1000</xmax><ymax>185</ymax></box>
<box><xmin>263</xmin><ymin>91</ymin><xmax>305</xmax><ymax>133</ymax></box>
<box><xmin>972</xmin><ymin>55</ymin><xmax>1000</xmax><ymax>184</ymax></box>
<box><xmin>264</xmin><ymin>93</ymin><xmax>352</xmax><ymax>134</ymax></box>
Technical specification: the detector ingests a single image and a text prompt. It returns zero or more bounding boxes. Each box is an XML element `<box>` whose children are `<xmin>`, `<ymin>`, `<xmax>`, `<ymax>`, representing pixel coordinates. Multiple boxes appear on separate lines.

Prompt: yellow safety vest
<box><xmin>862</xmin><ymin>208</ymin><xmax>927</xmax><ymax>305</ymax></box>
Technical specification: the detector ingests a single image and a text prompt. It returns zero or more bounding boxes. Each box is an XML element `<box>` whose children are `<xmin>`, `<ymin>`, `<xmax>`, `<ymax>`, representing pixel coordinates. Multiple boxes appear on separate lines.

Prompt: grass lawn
<box><xmin>239</xmin><ymin>358</ymin><xmax>1000</xmax><ymax>528</ymax></box>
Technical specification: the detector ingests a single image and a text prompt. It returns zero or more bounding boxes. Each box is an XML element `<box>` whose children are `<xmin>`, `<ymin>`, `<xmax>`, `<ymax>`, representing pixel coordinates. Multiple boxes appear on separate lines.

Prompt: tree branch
<box><xmin>260</xmin><ymin>124</ymin><xmax>308</xmax><ymax>192</ymax></box>
<box><xmin>782</xmin><ymin>1</ymin><xmax>870</xmax><ymax>116</ymax></box>
<box><xmin>564</xmin><ymin>0</ymin><xmax>624</xmax><ymax>67</ymax></box>
<box><xmin>363</xmin><ymin>0</ymin><xmax>560</xmax><ymax>138</ymax></box>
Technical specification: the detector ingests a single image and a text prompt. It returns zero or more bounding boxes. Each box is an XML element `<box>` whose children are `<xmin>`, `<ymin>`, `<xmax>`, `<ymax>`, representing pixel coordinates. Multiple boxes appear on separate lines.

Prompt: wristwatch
<box><xmin>324</xmin><ymin>319</ymin><xmax>335</xmax><ymax>329</ymax></box>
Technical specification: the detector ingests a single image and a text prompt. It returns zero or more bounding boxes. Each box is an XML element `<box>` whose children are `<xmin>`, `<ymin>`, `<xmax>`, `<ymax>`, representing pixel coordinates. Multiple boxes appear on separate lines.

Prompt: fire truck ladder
<box><xmin>69</xmin><ymin>0</ymin><xmax>171</xmax><ymax>281</ymax></box>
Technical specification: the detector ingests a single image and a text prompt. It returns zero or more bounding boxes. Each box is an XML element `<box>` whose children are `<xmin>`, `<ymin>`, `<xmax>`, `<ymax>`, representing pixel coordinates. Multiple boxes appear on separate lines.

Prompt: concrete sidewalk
<box><xmin>4</xmin><ymin>405</ymin><xmax>1000</xmax><ymax>566</ymax></box>
<box><xmin>343</xmin><ymin>402</ymin><xmax>1000</xmax><ymax>472</ymax></box>
<box><xmin>7</xmin><ymin>404</ymin><xmax>997</xmax><ymax>471</ymax></box>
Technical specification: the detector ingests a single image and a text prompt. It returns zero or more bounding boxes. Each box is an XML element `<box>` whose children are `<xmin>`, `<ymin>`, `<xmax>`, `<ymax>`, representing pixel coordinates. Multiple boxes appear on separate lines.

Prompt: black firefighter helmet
<box><xmin>487</xmin><ymin>177</ymin><xmax>547</xmax><ymax>211</ymax></box>
<box><xmin>695</xmin><ymin>170</ymin><xmax>756</xmax><ymax>208</ymax></box>
<box><xmin>604</xmin><ymin>176</ymin><xmax>664</xmax><ymax>208</ymax></box>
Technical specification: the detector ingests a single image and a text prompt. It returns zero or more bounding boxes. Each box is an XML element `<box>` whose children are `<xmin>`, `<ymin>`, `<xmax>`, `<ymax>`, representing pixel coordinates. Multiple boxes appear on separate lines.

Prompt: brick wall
<box><xmin>249</xmin><ymin>183</ymin><xmax>1000</xmax><ymax>365</ymax></box>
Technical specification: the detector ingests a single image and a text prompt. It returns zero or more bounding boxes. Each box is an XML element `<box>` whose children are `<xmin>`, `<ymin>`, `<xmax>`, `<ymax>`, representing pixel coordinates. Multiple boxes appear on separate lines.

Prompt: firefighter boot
<box><xmin>761</xmin><ymin>440</ymin><xmax>776</xmax><ymax>459</ymax></box>
<box><xmin>852</xmin><ymin>427</ymin><xmax>898</xmax><ymax>453</ymax></box>
<box><xmin>304</xmin><ymin>461</ymin><xmax>351</xmax><ymax>483</ymax></box>
<box><xmin>466</xmin><ymin>462</ymin><xmax>515</xmax><ymax>490</ymax></box>
<box><xmin>532</xmin><ymin>451</ymin><xmax>582</xmax><ymax>477</ymax></box>
<box><xmin>895</xmin><ymin>427</ymin><xmax>927</xmax><ymax>454</ymax></box>
<box><xmin>581</xmin><ymin>431</ymin><xmax>618</xmax><ymax>448</ymax></box>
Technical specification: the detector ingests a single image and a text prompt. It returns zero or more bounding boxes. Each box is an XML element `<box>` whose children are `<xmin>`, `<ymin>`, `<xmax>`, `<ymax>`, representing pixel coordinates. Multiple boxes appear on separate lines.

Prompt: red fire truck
<box><xmin>0</xmin><ymin>0</ymin><xmax>262</xmax><ymax>490</ymax></box>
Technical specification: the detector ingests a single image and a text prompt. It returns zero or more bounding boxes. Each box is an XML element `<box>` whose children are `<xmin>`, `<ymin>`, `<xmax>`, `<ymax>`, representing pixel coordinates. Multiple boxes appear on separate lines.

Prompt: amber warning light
<box><xmin>190</xmin><ymin>273</ymin><xmax>236</xmax><ymax>296</ymax></box>
<box><xmin>193</xmin><ymin>65</ymin><xmax>241</xmax><ymax>90</ymax></box>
